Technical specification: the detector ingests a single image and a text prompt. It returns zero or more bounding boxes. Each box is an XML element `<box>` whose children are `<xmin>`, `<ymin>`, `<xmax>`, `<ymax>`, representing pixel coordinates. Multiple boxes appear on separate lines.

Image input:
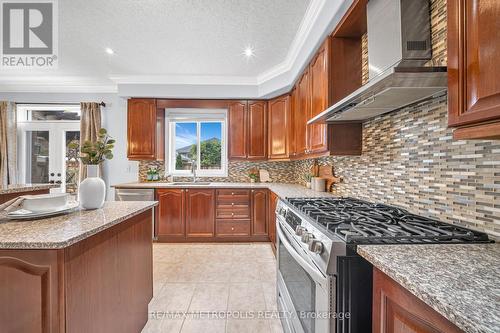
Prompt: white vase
<box><xmin>79</xmin><ymin>165</ymin><xmax>105</xmax><ymax>209</ymax></box>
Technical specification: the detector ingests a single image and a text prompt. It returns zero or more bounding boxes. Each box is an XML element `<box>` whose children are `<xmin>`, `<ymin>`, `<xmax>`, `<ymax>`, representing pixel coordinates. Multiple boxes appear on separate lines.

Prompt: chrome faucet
<box><xmin>191</xmin><ymin>159</ymin><xmax>197</xmax><ymax>183</ymax></box>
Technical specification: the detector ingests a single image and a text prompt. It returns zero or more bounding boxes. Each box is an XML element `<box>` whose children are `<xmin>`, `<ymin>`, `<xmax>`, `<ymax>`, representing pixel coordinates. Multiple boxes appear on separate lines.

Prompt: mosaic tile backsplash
<box><xmin>295</xmin><ymin>96</ymin><xmax>500</xmax><ymax>239</ymax></box>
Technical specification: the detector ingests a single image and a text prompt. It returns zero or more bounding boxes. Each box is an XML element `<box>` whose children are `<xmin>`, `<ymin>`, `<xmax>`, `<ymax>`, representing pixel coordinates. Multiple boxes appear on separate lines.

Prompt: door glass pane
<box><xmin>26</xmin><ymin>131</ymin><xmax>50</xmax><ymax>183</ymax></box>
<box><xmin>28</xmin><ymin>109</ymin><xmax>80</xmax><ymax>121</ymax></box>
<box><xmin>200</xmin><ymin>122</ymin><xmax>222</xmax><ymax>170</ymax></box>
<box><xmin>279</xmin><ymin>238</ymin><xmax>316</xmax><ymax>333</ymax></box>
<box><xmin>65</xmin><ymin>131</ymin><xmax>80</xmax><ymax>194</ymax></box>
<box><xmin>175</xmin><ymin>122</ymin><xmax>197</xmax><ymax>170</ymax></box>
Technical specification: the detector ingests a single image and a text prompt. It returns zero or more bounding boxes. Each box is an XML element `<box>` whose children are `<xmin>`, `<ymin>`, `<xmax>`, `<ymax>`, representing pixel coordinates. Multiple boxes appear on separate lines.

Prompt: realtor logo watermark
<box><xmin>1</xmin><ymin>0</ymin><xmax>58</xmax><ymax>68</ymax></box>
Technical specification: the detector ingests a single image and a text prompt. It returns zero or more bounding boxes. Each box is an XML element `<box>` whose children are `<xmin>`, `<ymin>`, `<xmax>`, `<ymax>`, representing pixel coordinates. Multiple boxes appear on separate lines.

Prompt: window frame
<box><xmin>166</xmin><ymin>109</ymin><xmax>228</xmax><ymax>177</ymax></box>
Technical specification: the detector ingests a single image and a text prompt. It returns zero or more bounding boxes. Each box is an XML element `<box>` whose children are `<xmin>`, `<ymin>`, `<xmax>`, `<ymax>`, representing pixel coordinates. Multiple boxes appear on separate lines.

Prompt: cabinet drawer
<box><xmin>217</xmin><ymin>189</ymin><xmax>250</xmax><ymax>203</ymax></box>
<box><xmin>216</xmin><ymin>206</ymin><xmax>250</xmax><ymax>219</ymax></box>
<box><xmin>216</xmin><ymin>220</ymin><xmax>250</xmax><ymax>236</ymax></box>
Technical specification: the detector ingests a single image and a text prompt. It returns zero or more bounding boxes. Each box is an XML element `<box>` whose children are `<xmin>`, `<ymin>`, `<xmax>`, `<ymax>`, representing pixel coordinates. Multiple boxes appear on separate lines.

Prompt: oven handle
<box><xmin>277</xmin><ymin>221</ymin><xmax>327</xmax><ymax>287</ymax></box>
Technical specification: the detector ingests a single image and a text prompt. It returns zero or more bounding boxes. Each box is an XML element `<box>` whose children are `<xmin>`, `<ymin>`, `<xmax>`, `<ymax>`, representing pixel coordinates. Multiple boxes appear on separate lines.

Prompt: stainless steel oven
<box><xmin>276</xmin><ymin>209</ymin><xmax>334</xmax><ymax>333</ymax></box>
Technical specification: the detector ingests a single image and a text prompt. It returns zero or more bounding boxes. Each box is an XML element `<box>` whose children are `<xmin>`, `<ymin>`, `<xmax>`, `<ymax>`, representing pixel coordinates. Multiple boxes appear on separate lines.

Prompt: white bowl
<box><xmin>22</xmin><ymin>193</ymin><xmax>69</xmax><ymax>213</ymax></box>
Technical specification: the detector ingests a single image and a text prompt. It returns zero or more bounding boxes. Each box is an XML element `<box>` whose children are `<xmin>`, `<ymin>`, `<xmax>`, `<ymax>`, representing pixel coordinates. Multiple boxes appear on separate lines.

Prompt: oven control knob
<box><xmin>301</xmin><ymin>232</ymin><xmax>314</xmax><ymax>243</ymax></box>
<box><xmin>295</xmin><ymin>226</ymin><xmax>307</xmax><ymax>236</ymax></box>
<box><xmin>308</xmin><ymin>240</ymin><xmax>323</xmax><ymax>254</ymax></box>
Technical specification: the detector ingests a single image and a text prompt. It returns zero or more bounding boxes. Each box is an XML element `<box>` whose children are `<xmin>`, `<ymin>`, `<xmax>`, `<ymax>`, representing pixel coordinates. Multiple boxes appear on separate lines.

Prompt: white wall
<box><xmin>0</xmin><ymin>92</ymin><xmax>137</xmax><ymax>200</ymax></box>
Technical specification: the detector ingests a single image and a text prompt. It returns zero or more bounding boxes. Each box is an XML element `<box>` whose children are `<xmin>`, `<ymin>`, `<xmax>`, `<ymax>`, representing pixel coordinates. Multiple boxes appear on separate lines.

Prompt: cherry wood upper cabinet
<box><xmin>247</xmin><ymin>101</ymin><xmax>268</xmax><ymax>160</ymax></box>
<box><xmin>268</xmin><ymin>94</ymin><xmax>291</xmax><ymax>160</ymax></box>
<box><xmin>448</xmin><ymin>0</ymin><xmax>500</xmax><ymax>140</ymax></box>
<box><xmin>373</xmin><ymin>268</ymin><xmax>462</xmax><ymax>333</ymax></box>
<box><xmin>295</xmin><ymin>70</ymin><xmax>310</xmax><ymax>156</ymax></box>
<box><xmin>308</xmin><ymin>39</ymin><xmax>330</xmax><ymax>154</ymax></box>
<box><xmin>156</xmin><ymin>189</ymin><xmax>185</xmax><ymax>240</ymax></box>
<box><xmin>185</xmin><ymin>189</ymin><xmax>215</xmax><ymax>238</ymax></box>
<box><xmin>127</xmin><ymin>99</ymin><xmax>164</xmax><ymax>160</ymax></box>
<box><xmin>251</xmin><ymin>189</ymin><xmax>268</xmax><ymax>236</ymax></box>
<box><xmin>228</xmin><ymin>101</ymin><xmax>248</xmax><ymax>159</ymax></box>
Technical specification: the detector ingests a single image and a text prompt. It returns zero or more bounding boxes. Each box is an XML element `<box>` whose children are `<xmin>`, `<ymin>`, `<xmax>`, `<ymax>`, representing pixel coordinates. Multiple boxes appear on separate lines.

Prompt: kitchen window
<box><xmin>166</xmin><ymin>109</ymin><xmax>227</xmax><ymax>177</ymax></box>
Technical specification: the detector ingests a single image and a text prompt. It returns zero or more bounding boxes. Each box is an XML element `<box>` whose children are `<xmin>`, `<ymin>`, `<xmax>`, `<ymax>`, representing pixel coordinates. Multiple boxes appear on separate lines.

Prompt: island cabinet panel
<box><xmin>228</xmin><ymin>101</ymin><xmax>248</xmax><ymax>159</ymax></box>
<box><xmin>185</xmin><ymin>189</ymin><xmax>215</xmax><ymax>238</ymax></box>
<box><xmin>448</xmin><ymin>0</ymin><xmax>500</xmax><ymax>139</ymax></box>
<box><xmin>251</xmin><ymin>189</ymin><xmax>268</xmax><ymax>236</ymax></box>
<box><xmin>127</xmin><ymin>99</ymin><xmax>164</xmax><ymax>160</ymax></box>
<box><xmin>308</xmin><ymin>40</ymin><xmax>330</xmax><ymax>154</ymax></box>
<box><xmin>156</xmin><ymin>188</ymin><xmax>185</xmax><ymax>240</ymax></box>
<box><xmin>373</xmin><ymin>268</ymin><xmax>462</xmax><ymax>333</ymax></box>
<box><xmin>268</xmin><ymin>94</ymin><xmax>291</xmax><ymax>160</ymax></box>
<box><xmin>0</xmin><ymin>250</ymin><xmax>62</xmax><ymax>333</ymax></box>
<box><xmin>65</xmin><ymin>210</ymin><xmax>153</xmax><ymax>333</ymax></box>
<box><xmin>247</xmin><ymin>101</ymin><xmax>268</xmax><ymax>160</ymax></box>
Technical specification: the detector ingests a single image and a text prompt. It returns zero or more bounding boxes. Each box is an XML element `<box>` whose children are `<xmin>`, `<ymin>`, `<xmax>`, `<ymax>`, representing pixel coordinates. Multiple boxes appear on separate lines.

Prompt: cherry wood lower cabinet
<box><xmin>0</xmin><ymin>210</ymin><xmax>153</xmax><ymax>333</ymax></box>
<box><xmin>156</xmin><ymin>188</ymin><xmax>270</xmax><ymax>242</ymax></box>
<box><xmin>373</xmin><ymin>268</ymin><xmax>462</xmax><ymax>333</ymax></box>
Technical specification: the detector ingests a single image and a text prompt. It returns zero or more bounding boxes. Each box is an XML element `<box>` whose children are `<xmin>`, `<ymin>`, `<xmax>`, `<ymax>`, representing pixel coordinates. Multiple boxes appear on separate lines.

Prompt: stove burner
<box><xmin>285</xmin><ymin>197</ymin><xmax>490</xmax><ymax>244</ymax></box>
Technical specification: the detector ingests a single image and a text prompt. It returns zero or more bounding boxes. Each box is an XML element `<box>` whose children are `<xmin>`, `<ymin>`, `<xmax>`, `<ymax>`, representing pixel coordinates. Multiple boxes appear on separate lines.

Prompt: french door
<box><xmin>18</xmin><ymin>122</ymin><xmax>80</xmax><ymax>193</ymax></box>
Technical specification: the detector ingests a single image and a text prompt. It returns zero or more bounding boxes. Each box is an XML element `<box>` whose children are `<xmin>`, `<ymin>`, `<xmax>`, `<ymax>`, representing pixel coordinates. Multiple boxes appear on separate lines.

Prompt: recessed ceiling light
<box><xmin>105</xmin><ymin>48</ymin><xmax>114</xmax><ymax>55</ymax></box>
<box><xmin>243</xmin><ymin>46</ymin><xmax>255</xmax><ymax>58</ymax></box>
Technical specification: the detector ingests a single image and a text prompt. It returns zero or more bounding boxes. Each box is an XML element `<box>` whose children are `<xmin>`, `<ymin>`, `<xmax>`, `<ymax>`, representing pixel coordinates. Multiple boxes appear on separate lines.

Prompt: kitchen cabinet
<box><xmin>289</xmin><ymin>87</ymin><xmax>298</xmax><ymax>157</ymax></box>
<box><xmin>251</xmin><ymin>189</ymin><xmax>268</xmax><ymax>236</ymax></box>
<box><xmin>268</xmin><ymin>191</ymin><xmax>278</xmax><ymax>254</ymax></box>
<box><xmin>295</xmin><ymin>70</ymin><xmax>310</xmax><ymax>156</ymax></box>
<box><xmin>247</xmin><ymin>101</ymin><xmax>268</xmax><ymax>160</ymax></box>
<box><xmin>448</xmin><ymin>0</ymin><xmax>500</xmax><ymax>140</ymax></box>
<box><xmin>127</xmin><ymin>99</ymin><xmax>164</xmax><ymax>160</ymax></box>
<box><xmin>308</xmin><ymin>40</ymin><xmax>330</xmax><ymax>154</ymax></box>
<box><xmin>228</xmin><ymin>101</ymin><xmax>248</xmax><ymax>159</ymax></box>
<box><xmin>373</xmin><ymin>268</ymin><xmax>462</xmax><ymax>333</ymax></box>
<box><xmin>156</xmin><ymin>189</ymin><xmax>185</xmax><ymax>240</ymax></box>
<box><xmin>268</xmin><ymin>94</ymin><xmax>291</xmax><ymax>160</ymax></box>
<box><xmin>228</xmin><ymin>101</ymin><xmax>268</xmax><ymax>160</ymax></box>
<box><xmin>185</xmin><ymin>189</ymin><xmax>215</xmax><ymax>238</ymax></box>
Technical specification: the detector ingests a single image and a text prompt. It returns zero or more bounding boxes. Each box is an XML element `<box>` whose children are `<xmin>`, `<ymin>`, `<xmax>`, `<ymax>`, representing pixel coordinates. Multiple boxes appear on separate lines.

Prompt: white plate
<box><xmin>7</xmin><ymin>201</ymin><xmax>80</xmax><ymax>220</ymax></box>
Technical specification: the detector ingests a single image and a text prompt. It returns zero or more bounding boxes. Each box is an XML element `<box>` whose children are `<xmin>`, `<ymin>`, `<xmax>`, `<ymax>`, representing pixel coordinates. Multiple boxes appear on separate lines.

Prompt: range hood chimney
<box><xmin>309</xmin><ymin>0</ymin><xmax>447</xmax><ymax>124</ymax></box>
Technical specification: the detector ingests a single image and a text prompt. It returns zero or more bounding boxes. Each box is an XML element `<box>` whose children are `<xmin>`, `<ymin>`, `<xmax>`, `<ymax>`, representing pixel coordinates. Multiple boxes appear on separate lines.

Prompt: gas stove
<box><xmin>285</xmin><ymin>197</ymin><xmax>490</xmax><ymax>245</ymax></box>
<box><xmin>275</xmin><ymin>196</ymin><xmax>492</xmax><ymax>333</ymax></box>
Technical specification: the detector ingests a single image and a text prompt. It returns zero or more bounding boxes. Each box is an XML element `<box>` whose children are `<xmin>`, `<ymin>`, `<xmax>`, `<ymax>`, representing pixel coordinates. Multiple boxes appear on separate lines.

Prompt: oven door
<box><xmin>277</xmin><ymin>218</ymin><xmax>332</xmax><ymax>333</ymax></box>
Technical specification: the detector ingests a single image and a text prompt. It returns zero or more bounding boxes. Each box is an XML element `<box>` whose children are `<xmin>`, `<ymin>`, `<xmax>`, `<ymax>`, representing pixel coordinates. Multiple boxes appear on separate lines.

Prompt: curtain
<box><xmin>0</xmin><ymin>102</ymin><xmax>17</xmax><ymax>186</ymax></box>
<box><xmin>79</xmin><ymin>102</ymin><xmax>102</xmax><ymax>181</ymax></box>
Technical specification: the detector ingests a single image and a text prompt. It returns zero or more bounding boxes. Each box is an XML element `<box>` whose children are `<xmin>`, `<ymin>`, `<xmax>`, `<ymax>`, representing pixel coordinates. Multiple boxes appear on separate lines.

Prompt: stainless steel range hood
<box><xmin>309</xmin><ymin>0</ymin><xmax>447</xmax><ymax>124</ymax></box>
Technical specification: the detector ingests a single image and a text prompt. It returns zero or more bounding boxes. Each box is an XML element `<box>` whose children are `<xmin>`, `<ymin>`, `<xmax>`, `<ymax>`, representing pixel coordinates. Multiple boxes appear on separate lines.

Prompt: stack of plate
<box><xmin>6</xmin><ymin>193</ymin><xmax>79</xmax><ymax>220</ymax></box>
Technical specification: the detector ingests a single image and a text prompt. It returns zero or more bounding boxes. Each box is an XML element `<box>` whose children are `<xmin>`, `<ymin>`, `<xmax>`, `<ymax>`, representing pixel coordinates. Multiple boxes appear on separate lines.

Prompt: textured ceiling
<box><xmin>46</xmin><ymin>0</ymin><xmax>311</xmax><ymax>78</ymax></box>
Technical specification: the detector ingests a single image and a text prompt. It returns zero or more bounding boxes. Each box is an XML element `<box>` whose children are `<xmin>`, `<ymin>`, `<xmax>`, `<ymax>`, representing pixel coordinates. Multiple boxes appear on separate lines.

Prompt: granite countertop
<box><xmin>112</xmin><ymin>181</ymin><xmax>337</xmax><ymax>199</ymax></box>
<box><xmin>358</xmin><ymin>243</ymin><xmax>500</xmax><ymax>333</ymax></box>
<box><xmin>0</xmin><ymin>183</ymin><xmax>59</xmax><ymax>195</ymax></box>
<box><xmin>0</xmin><ymin>201</ymin><xmax>157</xmax><ymax>249</ymax></box>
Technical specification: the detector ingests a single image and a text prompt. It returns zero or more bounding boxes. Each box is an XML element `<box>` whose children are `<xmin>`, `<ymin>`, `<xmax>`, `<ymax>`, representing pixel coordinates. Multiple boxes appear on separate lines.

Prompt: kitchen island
<box><xmin>0</xmin><ymin>201</ymin><xmax>157</xmax><ymax>333</ymax></box>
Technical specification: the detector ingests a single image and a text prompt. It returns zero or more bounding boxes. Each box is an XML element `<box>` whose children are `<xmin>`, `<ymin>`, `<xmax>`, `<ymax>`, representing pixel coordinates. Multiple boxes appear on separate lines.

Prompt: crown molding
<box><xmin>0</xmin><ymin>0</ymin><xmax>353</xmax><ymax>97</ymax></box>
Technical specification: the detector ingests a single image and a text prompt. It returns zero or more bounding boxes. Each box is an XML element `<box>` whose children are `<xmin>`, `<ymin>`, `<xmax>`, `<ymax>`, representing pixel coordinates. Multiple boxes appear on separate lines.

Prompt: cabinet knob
<box><xmin>251</xmin><ymin>190</ymin><xmax>254</xmax><ymax>193</ymax></box>
<box><xmin>186</xmin><ymin>189</ymin><xmax>189</xmax><ymax>192</ymax></box>
<box><xmin>231</xmin><ymin>227</ymin><xmax>235</xmax><ymax>231</ymax></box>
<box><xmin>231</xmin><ymin>213</ymin><xmax>234</xmax><ymax>217</ymax></box>
<box><xmin>231</xmin><ymin>192</ymin><xmax>234</xmax><ymax>195</ymax></box>
<box><xmin>231</xmin><ymin>203</ymin><xmax>234</xmax><ymax>206</ymax></box>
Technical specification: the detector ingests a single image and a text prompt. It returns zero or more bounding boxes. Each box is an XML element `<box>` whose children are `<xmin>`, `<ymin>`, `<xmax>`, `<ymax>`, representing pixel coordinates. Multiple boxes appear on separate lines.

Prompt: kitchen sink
<box><xmin>170</xmin><ymin>182</ymin><xmax>212</xmax><ymax>185</ymax></box>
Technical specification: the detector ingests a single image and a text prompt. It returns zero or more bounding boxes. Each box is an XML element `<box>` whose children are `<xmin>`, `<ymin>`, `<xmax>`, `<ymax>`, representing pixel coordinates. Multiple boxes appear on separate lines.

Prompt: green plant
<box><xmin>248</xmin><ymin>168</ymin><xmax>259</xmax><ymax>182</ymax></box>
<box><xmin>68</xmin><ymin>128</ymin><xmax>115</xmax><ymax>165</ymax></box>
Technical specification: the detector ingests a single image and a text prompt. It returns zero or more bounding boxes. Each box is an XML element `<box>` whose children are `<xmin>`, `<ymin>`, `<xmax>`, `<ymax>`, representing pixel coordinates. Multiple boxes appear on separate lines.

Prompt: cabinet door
<box><xmin>127</xmin><ymin>99</ymin><xmax>163</xmax><ymax>160</ymax></box>
<box><xmin>247</xmin><ymin>101</ymin><xmax>268</xmax><ymax>160</ymax></box>
<box><xmin>295</xmin><ymin>71</ymin><xmax>310</xmax><ymax>156</ymax></box>
<box><xmin>309</xmin><ymin>42</ymin><xmax>329</xmax><ymax>153</ymax></box>
<box><xmin>251</xmin><ymin>189</ymin><xmax>268</xmax><ymax>236</ymax></box>
<box><xmin>228</xmin><ymin>101</ymin><xmax>248</xmax><ymax>159</ymax></box>
<box><xmin>185</xmin><ymin>189</ymin><xmax>215</xmax><ymax>238</ymax></box>
<box><xmin>448</xmin><ymin>0</ymin><xmax>500</xmax><ymax>139</ymax></box>
<box><xmin>268</xmin><ymin>191</ymin><xmax>278</xmax><ymax>251</ymax></box>
<box><xmin>268</xmin><ymin>95</ymin><xmax>291</xmax><ymax>160</ymax></box>
<box><xmin>156</xmin><ymin>189</ymin><xmax>184</xmax><ymax>238</ymax></box>
<box><xmin>373</xmin><ymin>268</ymin><xmax>462</xmax><ymax>333</ymax></box>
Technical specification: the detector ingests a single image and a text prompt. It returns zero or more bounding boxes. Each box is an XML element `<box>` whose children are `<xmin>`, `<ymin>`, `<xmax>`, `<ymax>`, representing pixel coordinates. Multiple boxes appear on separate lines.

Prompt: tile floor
<box><xmin>142</xmin><ymin>243</ymin><xmax>284</xmax><ymax>333</ymax></box>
